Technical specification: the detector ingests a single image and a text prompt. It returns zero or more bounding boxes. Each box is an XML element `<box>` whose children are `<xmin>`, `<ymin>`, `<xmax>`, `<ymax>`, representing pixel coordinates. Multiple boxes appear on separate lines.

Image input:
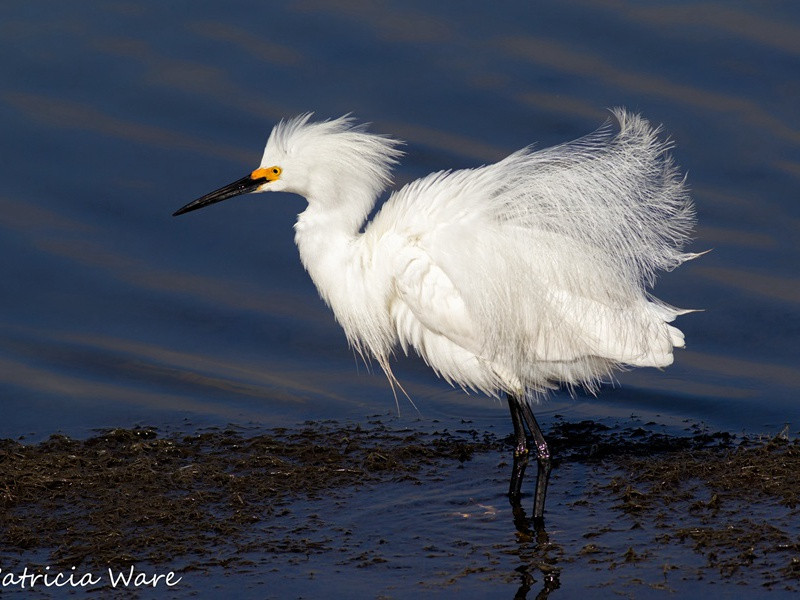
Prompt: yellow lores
<box><xmin>251</xmin><ymin>166</ymin><xmax>281</xmax><ymax>181</ymax></box>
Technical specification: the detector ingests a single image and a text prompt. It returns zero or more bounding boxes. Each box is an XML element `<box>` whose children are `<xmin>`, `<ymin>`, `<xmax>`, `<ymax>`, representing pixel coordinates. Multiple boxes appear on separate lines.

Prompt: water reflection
<box><xmin>3</xmin><ymin>90</ymin><xmax>254</xmax><ymax>163</ymax></box>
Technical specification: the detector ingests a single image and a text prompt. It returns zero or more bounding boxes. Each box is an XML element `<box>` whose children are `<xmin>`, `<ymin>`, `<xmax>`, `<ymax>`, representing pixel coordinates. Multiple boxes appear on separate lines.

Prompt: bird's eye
<box><xmin>271</xmin><ymin>168</ymin><xmax>280</xmax><ymax>175</ymax></box>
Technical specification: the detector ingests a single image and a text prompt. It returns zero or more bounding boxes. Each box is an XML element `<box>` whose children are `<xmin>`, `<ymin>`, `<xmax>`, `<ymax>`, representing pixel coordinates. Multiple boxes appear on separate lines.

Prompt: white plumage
<box><xmin>256</xmin><ymin>110</ymin><xmax>695</xmax><ymax>400</ymax></box>
<box><xmin>174</xmin><ymin>110</ymin><xmax>697</xmax><ymax>527</ymax></box>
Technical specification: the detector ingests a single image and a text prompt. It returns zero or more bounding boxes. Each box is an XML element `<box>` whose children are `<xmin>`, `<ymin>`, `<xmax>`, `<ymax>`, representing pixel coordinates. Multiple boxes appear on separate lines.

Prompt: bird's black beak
<box><xmin>173</xmin><ymin>172</ymin><xmax>268</xmax><ymax>216</ymax></box>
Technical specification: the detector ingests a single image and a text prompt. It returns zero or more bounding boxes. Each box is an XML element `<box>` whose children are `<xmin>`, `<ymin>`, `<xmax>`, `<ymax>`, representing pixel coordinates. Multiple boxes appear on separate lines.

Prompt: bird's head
<box><xmin>173</xmin><ymin>114</ymin><xmax>403</xmax><ymax>217</ymax></box>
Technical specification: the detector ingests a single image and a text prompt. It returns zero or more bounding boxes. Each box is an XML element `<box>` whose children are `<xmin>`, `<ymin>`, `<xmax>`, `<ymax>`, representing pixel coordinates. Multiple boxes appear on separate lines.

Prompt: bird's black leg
<box><xmin>520</xmin><ymin>402</ymin><xmax>551</xmax><ymax>530</ymax></box>
<box><xmin>507</xmin><ymin>394</ymin><xmax>538</xmax><ymax>534</ymax></box>
<box><xmin>507</xmin><ymin>394</ymin><xmax>529</xmax><ymax>505</ymax></box>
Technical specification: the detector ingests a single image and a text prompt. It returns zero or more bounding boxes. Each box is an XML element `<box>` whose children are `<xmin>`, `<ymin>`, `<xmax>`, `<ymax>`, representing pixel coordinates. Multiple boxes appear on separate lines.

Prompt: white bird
<box><xmin>174</xmin><ymin>110</ymin><xmax>697</xmax><ymax>530</ymax></box>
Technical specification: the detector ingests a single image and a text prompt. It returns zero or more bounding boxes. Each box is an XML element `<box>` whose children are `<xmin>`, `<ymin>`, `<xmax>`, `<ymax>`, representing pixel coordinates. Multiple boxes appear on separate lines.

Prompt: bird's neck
<box><xmin>292</xmin><ymin>189</ymin><xmax>394</xmax><ymax>361</ymax></box>
<box><xmin>293</xmin><ymin>190</ymin><xmax>373</xmax><ymax>308</ymax></box>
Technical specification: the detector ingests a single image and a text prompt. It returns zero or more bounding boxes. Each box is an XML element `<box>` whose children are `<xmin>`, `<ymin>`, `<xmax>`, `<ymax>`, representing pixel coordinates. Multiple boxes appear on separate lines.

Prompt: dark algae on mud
<box><xmin>0</xmin><ymin>421</ymin><xmax>496</xmax><ymax>570</ymax></box>
<box><xmin>1</xmin><ymin>418</ymin><xmax>800</xmax><ymax>593</ymax></box>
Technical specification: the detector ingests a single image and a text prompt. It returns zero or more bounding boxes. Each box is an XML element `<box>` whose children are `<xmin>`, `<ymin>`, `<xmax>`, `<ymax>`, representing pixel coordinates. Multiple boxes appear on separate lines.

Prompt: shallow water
<box><xmin>1</xmin><ymin>0</ymin><xmax>799</xmax><ymax>597</ymax></box>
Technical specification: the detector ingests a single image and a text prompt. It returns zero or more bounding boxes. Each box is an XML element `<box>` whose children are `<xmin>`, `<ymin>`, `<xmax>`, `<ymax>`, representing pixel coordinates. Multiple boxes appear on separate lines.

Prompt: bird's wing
<box><xmin>388</xmin><ymin>240</ymin><xmax>521</xmax><ymax>395</ymax></box>
<box><xmin>390</xmin><ymin>243</ymin><xmax>482</xmax><ymax>357</ymax></box>
<box><xmin>392</xmin><ymin>229</ymin><xmax>684</xmax><ymax>374</ymax></box>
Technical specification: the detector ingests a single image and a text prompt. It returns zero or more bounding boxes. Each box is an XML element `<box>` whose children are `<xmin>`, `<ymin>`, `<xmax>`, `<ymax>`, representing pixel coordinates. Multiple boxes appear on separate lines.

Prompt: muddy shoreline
<box><xmin>1</xmin><ymin>418</ymin><xmax>799</xmax><ymax>594</ymax></box>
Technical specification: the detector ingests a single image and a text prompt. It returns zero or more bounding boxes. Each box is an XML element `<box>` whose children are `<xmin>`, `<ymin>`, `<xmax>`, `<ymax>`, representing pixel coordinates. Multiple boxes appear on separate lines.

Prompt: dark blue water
<box><xmin>1</xmin><ymin>1</ymin><xmax>798</xmax><ymax>597</ymax></box>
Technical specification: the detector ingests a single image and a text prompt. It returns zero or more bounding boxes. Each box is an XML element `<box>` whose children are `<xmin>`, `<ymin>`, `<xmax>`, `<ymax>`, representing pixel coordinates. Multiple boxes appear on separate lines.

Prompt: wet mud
<box><xmin>1</xmin><ymin>418</ymin><xmax>799</xmax><ymax>595</ymax></box>
<box><xmin>512</xmin><ymin>420</ymin><xmax>800</xmax><ymax>595</ymax></box>
<box><xmin>0</xmin><ymin>421</ymin><xmax>497</xmax><ymax>570</ymax></box>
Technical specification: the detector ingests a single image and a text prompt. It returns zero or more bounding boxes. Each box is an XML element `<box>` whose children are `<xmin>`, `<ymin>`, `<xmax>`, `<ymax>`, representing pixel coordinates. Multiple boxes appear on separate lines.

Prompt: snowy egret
<box><xmin>174</xmin><ymin>110</ymin><xmax>697</xmax><ymax>529</ymax></box>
